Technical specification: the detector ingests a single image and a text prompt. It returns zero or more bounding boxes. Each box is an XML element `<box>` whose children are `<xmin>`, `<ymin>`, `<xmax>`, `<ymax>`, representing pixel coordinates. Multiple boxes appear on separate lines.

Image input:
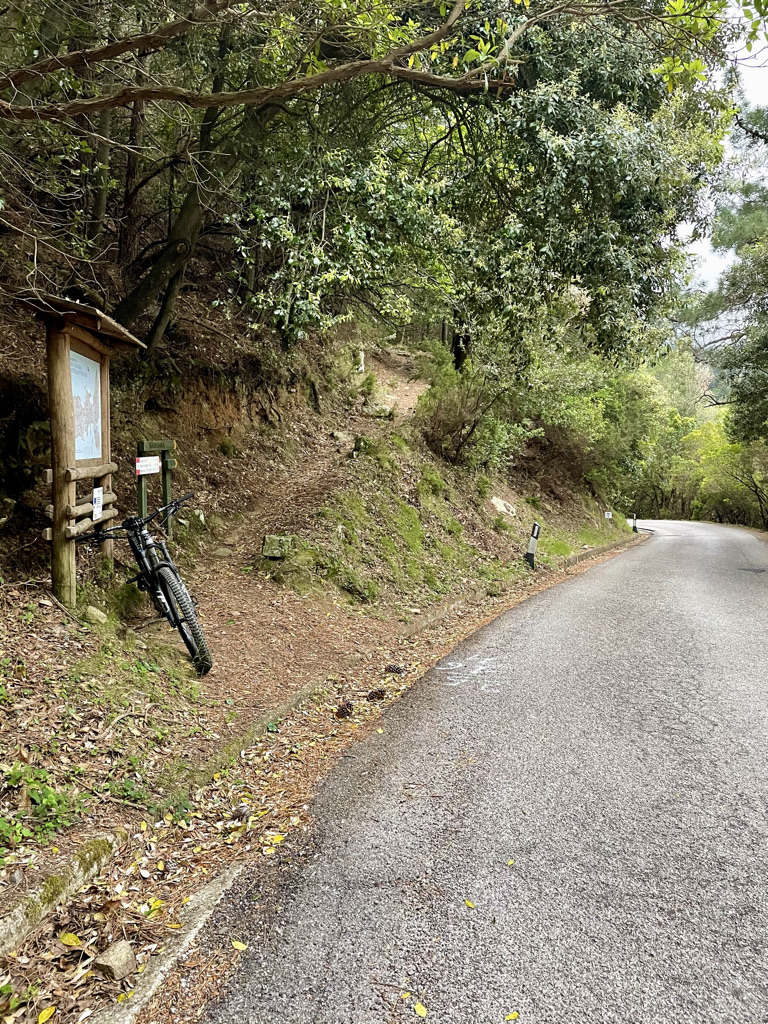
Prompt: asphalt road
<box><xmin>206</xmin><ymin>522</ymin><xmax>768</xmax><ymax>1024</ymax></box>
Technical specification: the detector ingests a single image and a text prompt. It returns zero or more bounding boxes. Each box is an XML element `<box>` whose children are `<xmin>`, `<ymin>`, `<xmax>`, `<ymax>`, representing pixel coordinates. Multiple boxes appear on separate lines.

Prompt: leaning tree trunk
<box><xmin>111</xmin><ymin>26</ymin><xmax>233</xmax><ymax>333</ymax></box>
<box><xmin>145</xmin><ymin>269</ymin><xmax>184</xmax><ymax>351</ymax></box>
<box><xmin>111</xmin><ymin>182</ymin><xmax>205</xmax><ymax>328</ymax></box>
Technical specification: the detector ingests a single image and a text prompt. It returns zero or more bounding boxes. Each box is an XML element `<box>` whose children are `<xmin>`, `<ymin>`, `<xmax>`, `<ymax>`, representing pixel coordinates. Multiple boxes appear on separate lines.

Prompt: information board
<box><xmin>70</xmin><ymin>350</ymin><xmax>102</xmax><ymax>461</ymax></box>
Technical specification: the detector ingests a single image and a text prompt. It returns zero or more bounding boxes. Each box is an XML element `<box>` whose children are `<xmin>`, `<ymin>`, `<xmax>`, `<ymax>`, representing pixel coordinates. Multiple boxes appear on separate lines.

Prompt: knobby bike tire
<box><xmin>155</xmin><ymin>565</ymin><xmax>212</xmax><ymax>675</ymax></box>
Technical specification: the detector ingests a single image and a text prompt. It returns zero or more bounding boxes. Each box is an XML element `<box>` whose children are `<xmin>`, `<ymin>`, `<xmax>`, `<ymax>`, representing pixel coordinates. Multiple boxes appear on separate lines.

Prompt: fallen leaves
<box><xmin>58</xmin><ymin>935</ymin><xmax>80</xmax><ymax>948</ymax></box>
<box><xmin>505</xmin><ymin>1014</ymin><xmax>519</xmax><ymax>1021</ymax></box>
<box><xmin>464</xmin><ymin>899</ymin><xmax>475</xmax><ymax>909</ymax></box>
<box><xmin>230</xmin><ymin>940</ymin><xmax>247</xmax><ymax>952</ymax></box>
<box><xmin>415</xmin><ymin>1002</ymin><xmax>428</xmax><ymax>1017</ymax></box>
<box><xmin>37</xmin><ymin>1008</ymin><xmax>55</xmax><ymax>1023</ymax></box>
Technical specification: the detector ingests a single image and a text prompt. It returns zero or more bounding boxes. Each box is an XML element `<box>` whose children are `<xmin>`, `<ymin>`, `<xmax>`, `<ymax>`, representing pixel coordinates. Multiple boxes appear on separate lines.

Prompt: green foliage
<box><xmin>0</xmin><ymin>763</ymin><xmax>82</xmax><ymax>850</ymax></box>
<box><xmin>359</xmin><ymin>372</ymin><xmax>377</xmax><ymax>398</ymax></box>
<box><xmin>219</xmin><ymin>438</ymin><xmax>238</xmax><ymax>458</ymax></box>
<box><xmin>476</xmin><ymin>475</ymin><xmax>491</xmax><ymax>499</ymax></box>
<box><xmin>419</xmin><ymin>467</ymin><xmax>447</xmax><ymax>497</ymax></box>
<box><xmin>632</xmin><ymin>412</ymin><xmax>768</xmax><ymax>527</ymax></box>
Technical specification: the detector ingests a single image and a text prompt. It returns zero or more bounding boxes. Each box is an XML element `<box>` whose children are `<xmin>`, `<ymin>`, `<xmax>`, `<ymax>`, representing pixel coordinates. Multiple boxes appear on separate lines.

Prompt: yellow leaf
<box><xmin>464</xmin><ymin>899</ymin><xmax>475</xmax><ymax>909</ymax></box>
<box><xmin>117</xmin><ymin>995</ymin><xmax>125</xmax><ymax>1004</ymax></box>
<box><xmin>505</xmin><ymin>1014</ymin><xmax>519</xmax><ymax>1021</ymax></box>
<box><xmin>51</xmin><ymin>847</ymin><xmax>58</xmax><ymax>854</ymax></box>
<box><xmin>157</xmin><ymin>860</ymin><xmax>165</xmax><ymax>871</ymax></box>
<box><xmin>167</xmin><ymin>923</ymin><xmax>182</xmax><ymax>929</ymax></box>
<box><xmin>38</xmin><ymin>1008</ymin><xmax>56</xmax><ymax>1023</ymax></box>
<box><xmin>377</xmin><ymin>728</ymin><xmax>384</xmax><ymax>734</ymax></box>
<box><xmin>415</xmin><ymin>1003</ymin><xmax>427</xmax><ymax>1018</ymax></box>
<box><xmin>140</xmin><ymin>821</ymin><xmax>147</xmax><ymax>832</ymax></box>
<box><xmin>507</xmin><ymin>859</ymin><xmax>515</xmax><ymax>866</ymax></box>
<box><xmin>402</xmin><ymin>992</ymin><xmax>411</xmax><ymax>999</ymax></box>
<box><xmin>59</xmin><ymin>933</ymin><xmax>81</xmax><ymax>947</ymax></box>
<box><xmin>231</xmin><ymin>939</ymin><xmax>247</xmax><ymax>951</ymax></box>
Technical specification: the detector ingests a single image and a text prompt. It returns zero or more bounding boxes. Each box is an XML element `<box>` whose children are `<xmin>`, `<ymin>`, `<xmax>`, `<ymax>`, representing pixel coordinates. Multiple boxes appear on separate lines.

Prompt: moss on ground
<box><xmin>253</xmin><ymin>433</ymin><xmax>524</xmax><ymax>615</ymax></box>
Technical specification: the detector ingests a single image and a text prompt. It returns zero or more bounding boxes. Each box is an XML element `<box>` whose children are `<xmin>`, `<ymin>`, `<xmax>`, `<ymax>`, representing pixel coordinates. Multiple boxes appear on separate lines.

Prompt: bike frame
<box><xmin>81</xmin><ymin>493</ymin><xmax>194</xmax><ymax>631</ymax></box>
<box><xmin>124</xmin><ymin>520</ymin><xmax>185</xmax><ymax>628</ymax></box>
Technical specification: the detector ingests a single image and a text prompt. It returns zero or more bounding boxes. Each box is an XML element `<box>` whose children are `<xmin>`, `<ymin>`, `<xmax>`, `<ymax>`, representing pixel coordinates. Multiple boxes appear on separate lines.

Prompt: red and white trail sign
<box><xmin>136</xmin><ymin>455</ymin><xmax>161</xmax><ymax>476</ymax></box>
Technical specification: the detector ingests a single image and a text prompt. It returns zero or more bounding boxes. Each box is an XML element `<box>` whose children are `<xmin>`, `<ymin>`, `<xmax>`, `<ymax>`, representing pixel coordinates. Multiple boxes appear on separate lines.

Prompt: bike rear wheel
<box><xmin>155</xmin><ymin>565</ymin><xmax>212</xmax><ymax>675</ymax></box>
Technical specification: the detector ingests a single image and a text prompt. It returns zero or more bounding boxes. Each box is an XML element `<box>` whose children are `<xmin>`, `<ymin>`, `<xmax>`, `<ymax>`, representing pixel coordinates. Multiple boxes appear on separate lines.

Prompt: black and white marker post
<box><xmin>525</xmin><ymin>522</ymin><xmax>541</xmax><ymax>570</ymax></box>
<box><xmin>632</xmin><ymin>512</ymin><xmax>638</xmax><ymax>533</ymax></box>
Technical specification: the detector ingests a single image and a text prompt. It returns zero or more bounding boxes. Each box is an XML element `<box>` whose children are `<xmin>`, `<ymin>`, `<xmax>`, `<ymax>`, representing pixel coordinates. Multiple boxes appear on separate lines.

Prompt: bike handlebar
<box><xmin>75</xmin><ymin>492</ymin><xmax>195</xmax><ymax>544</ymax></box>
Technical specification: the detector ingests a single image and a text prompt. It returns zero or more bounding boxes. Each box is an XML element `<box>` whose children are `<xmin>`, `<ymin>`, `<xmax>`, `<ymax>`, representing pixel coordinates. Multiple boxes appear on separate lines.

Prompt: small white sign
<box><xmin>605</xmin><ymin>511</ymin><xmax>613</xmax><ymax>519</ymax></box>
<box><xmin>92</xmin><ymin>486</ymin><xmax>104</xmax><ymax>522</ymax></box>
<box><xmin>136</xmin><ymin>455</ymin><xmax>161</xmax><ymax>477</ymax></box>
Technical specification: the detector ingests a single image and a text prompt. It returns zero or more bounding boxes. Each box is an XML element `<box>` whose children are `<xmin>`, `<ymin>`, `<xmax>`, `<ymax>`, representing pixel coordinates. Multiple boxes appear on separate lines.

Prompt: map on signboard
<box><xmin>70</xmin><ymin>350</ymin><xmax>102</xmax><ymax>461</ymax></box>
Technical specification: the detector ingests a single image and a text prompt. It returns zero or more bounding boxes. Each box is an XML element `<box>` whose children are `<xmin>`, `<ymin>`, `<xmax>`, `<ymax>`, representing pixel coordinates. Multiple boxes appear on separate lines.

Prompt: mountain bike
<box><xmin>77</xmin><ymin>492</ymin><xmax>212</xmax><ymax>675</ymax></box>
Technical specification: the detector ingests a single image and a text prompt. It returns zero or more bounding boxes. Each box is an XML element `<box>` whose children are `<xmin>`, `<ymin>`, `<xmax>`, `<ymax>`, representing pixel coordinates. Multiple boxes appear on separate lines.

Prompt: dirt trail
<box><xmin>180</xmin><ymin>350</ymin><xmax>428</xmax><ymax>766</ymax></box>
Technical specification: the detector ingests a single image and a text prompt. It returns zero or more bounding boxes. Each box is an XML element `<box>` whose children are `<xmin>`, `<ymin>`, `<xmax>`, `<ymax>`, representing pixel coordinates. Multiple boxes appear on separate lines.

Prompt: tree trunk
<box><xmin>145</xmin><ymin>269</ymin><xmax>184</xmax><ymax>352</ymax></box>
<box><xmin>119</xmin><ymin>60</ymin><xmax>147</xmax><ymax>264</ymax></box>
<box><xmin>451</xmin><ymin>315</ymin><xmax>469</xmax><ymax>369</ymax></box>
<box><xmin>111</xmin><ymin>26</ymin><xmax>231</xmax><ymax>330</ymax></box>
<box><xmin>88</xmin><ymin>106</ymin><xmax>112</xmax><ymax>240</ymax></box>
<box><xmin>111</xmin><ymin>183</ymin><xmax>204</xmax><ymax>327</ymax></box>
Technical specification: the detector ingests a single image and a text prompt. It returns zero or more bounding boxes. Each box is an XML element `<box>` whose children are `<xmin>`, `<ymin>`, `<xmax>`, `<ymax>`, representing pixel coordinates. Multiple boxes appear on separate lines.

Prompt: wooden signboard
<box><xmin>17</xmin><ymin>292</ymin><xmax>144</xmax><ymax>607</ymax></box>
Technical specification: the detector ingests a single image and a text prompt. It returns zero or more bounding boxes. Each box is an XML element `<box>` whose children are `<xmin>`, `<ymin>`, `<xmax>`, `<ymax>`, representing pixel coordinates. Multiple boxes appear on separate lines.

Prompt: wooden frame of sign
<box><xmin>17</xmin><ymin>292</ymin><xmax>145</xmax><ymax>608</ymax></box>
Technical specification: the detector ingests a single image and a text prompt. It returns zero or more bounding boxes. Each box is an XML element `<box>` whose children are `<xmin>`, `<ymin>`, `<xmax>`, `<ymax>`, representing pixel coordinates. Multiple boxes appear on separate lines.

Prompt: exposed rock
<box><xmin>331</xmin><ymin>430</ymin><xmax>355</xmax><ymax>443</ymax></box>
<box><xmin>362</xmin><ymin>403</ymin><xmax>394</xmax><ymax>419</ymax></box>
<box><xmin>94</xmin><ymin>939</ymin><xmax>137</xmax><ymax>981</ymax></box>
<box><xmin>262</xmin><ymin>534</ymin><xmax>296</xmax><ymax>559</ymax></box>
<box><xmin>211</xmin><ymin>547</ymin><xmax>233</xmax><ymax>558</ymax></box>
<box><xmin>84</xmin><ymin>606</ymin><xmax>108</xmax><ymax>625</ymax></box>
<box><xmin>490</xmin><ymin>497</ymin><xmax>516</xmax><ymax>517</ymax></box>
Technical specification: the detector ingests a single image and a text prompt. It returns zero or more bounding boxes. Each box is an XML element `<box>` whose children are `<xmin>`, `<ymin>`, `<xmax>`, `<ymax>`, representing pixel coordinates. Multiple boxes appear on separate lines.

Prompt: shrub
<box><xmin>416</xmin><ymin>368</ymin><xmax>539</xmax><ymax>470</ymax></box>
<box><xmin>476</xmin><ymin>475</ymin><xmax>491</xmax><ymax>499</ymax></box>
<box><xmin>419</xmin><ymin>466</ymin><xmax>447</xmax><ymax>496</ymax></box>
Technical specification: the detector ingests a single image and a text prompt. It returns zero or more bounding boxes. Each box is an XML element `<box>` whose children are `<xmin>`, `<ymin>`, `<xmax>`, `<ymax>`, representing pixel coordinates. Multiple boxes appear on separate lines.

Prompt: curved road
<box><xmin>207</xmin><ymin>522</ymin><xmax>768</xmax><ymax>1023</ymax></box>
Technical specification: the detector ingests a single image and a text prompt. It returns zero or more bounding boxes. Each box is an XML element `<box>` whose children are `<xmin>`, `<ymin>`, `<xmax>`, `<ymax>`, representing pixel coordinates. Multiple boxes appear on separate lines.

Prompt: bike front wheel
<box><xmin>155</xmin><ymin>565</ymin><xmax>212</xmax><ymax>675</ymax></box>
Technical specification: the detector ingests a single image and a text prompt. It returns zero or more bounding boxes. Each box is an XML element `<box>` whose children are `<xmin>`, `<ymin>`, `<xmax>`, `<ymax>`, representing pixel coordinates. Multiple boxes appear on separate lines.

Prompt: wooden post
<box><xmin>17</xmin><ymin>291</ymin><xmax>145</xmax><ymax>607</ymax></box>
<box><xmin>161</xmin><ymin>453</ymin><xmax>175</xmax><ymax>538</ymax></box>
<box><xmin>46</xmin><ymin>324</ymin><xmax>77</xmax><ymax>607</ymax></box>
<box><xmin>137</xmin><ymin>439</ymin><xmax>176</xmax><ymax>535</ymax></box>
<box><xmin>95</xmin><ymin>354</ymin><xmax>113</xmax><ymax>564</ymax></box>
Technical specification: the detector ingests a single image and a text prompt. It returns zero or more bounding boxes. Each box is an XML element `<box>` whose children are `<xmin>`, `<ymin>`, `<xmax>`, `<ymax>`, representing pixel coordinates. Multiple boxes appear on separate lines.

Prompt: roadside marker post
<box><xmin>632</xmin><ymin>512</ymin><xmax>638</xmax><ymax>533</ymax></box>
<box><xmin>525</xmin><ymin>522</ymin><xmax>540</xmax><ymax>570</ymax></box>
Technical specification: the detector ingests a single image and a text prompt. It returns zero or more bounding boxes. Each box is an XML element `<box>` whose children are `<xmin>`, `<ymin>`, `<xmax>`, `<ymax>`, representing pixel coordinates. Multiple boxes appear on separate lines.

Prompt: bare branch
<box><xmin>0</xmin><ymin>0</ymin><xmax>729</xmax><ymax>123</ymax></box>
<box><xmin>0</xmin><ymin>0</ymin><xmax>236</xmax><ymax>93</ymax></box>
